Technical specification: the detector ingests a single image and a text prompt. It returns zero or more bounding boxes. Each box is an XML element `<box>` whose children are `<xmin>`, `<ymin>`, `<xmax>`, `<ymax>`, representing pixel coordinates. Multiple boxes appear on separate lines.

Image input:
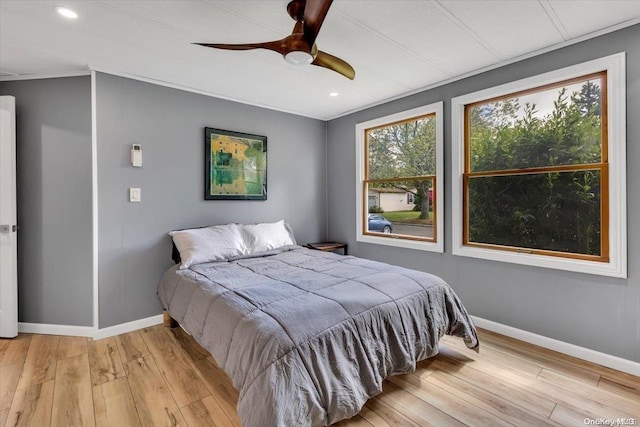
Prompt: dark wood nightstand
<box><xmin>305</xmin><ymin>241</ymin><xmax>348</xmax><ymax>255</ymax></box>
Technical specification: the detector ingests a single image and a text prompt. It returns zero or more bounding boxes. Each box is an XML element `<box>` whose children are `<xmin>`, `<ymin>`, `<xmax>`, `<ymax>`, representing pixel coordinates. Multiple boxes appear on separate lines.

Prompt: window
<box><xmin>452</xmin><ymin>53</ymin><xmax>626</xmax><ymax>277</ymax></box>
<box><xmin>356</xmin><ymin>102</ymin><xmax>443</xmax><ymax>252</ymax></box>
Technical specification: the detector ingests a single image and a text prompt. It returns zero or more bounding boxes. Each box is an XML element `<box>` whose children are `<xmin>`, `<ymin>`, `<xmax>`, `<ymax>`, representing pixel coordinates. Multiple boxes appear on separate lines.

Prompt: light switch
<box><xmin>129</xmin><ymin>187</ymin><xmax>141</xmax><ymax>202</ymax></box>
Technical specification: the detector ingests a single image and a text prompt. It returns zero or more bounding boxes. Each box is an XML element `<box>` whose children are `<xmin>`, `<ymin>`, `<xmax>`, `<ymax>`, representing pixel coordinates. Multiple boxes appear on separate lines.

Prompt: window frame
<box><xmin>451</xmin><ymin>53</ymin><xmax>626</xmax><ymax>278</ymax></box>
<box><xmin>356</xmin><ymin>102</ymin><xmax>444</xmax><ymax>252</ymax></box>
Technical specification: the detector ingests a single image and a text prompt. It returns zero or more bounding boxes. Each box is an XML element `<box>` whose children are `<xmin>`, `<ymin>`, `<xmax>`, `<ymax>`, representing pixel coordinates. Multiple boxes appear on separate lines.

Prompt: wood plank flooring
<box><xmin>0</xmin><ymin>326</ymin><xmax>637</xmax><ymax>426</ymax></box>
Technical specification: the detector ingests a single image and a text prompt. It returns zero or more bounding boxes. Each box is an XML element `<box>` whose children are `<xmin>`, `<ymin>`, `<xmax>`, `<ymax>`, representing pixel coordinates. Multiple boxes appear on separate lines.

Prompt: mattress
<box><xmin>157</xmin><ymin>246</ymin><xmax>478</xmax><ymax>426</ymax></box>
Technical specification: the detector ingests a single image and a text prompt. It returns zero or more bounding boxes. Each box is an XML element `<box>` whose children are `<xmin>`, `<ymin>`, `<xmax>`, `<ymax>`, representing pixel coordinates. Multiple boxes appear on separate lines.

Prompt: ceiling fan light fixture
<box><xmin>284</xmin><ymin>50</ymin><xmax>313</xmax><ymax>66</ymax></box>
<box><xmin>195</xmin><ymin>0</ymin><xmax>355</xmax><ymax>79</ymax></box>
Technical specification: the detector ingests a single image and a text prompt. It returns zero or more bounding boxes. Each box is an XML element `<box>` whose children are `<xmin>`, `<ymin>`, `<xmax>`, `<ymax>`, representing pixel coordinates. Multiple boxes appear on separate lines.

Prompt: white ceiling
<box><xmin>1</xmin><ymin>1</ymin><xmax>639</xmax><ymax>120</ymax></box>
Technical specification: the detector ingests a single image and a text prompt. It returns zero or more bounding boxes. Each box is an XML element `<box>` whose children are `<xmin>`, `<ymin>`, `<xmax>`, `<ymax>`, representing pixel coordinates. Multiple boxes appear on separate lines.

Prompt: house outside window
<box><xmin>451</xmin><ymin>53</ymin><xmax>626</xmax><ymax>278</ymax></box>
<box><xmin>407</xmin><ymin>192</ymin><xmax>414</xmax><ymax>205</ymax></box>
<box><xmin>356</xmin><ymin>102</ymin><xmax>444</xmax><ymax>252</ymax></box>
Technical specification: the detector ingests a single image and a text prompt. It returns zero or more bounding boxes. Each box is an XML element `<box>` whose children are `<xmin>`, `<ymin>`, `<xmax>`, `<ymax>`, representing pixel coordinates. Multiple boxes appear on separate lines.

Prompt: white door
<box><xmin>0</xmin><ymin>95</ymin><xmax>18</xmax><ymax>338</ymax></box>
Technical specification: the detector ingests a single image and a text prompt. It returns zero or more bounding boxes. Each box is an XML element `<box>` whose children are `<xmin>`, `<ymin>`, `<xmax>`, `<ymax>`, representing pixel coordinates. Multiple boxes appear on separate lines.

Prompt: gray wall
<box><xmin>0</xmin><ymin>77</ymin><xmax>93</xmax><ymax>326</ymax></box>
<box><xmin>95</xmin><ymin>72</ymin><xmax>327</xmax><ymax>328</ymax></box>
<box><xmin>326</xmin><ymin>24</ymin><xmax>640</xmax><ymax>362</ymax></box>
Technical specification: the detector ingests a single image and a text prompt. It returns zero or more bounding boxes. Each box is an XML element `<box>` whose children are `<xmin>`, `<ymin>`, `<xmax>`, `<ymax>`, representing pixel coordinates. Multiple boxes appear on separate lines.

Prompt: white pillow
<box><xmin>170</xmin><ymin>223</ymin><xmax>247</xmax><ymax>269</ymax></box>
<box><xmin>242</xmin><ymin>220</ymin><xmax>296</xmax><ymax>254</ymax></box>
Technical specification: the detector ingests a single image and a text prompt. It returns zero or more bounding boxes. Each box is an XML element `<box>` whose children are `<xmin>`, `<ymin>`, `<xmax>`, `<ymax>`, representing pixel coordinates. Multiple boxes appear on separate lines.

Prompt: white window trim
<box><xmin>356</xmin><ymin>102</ymin><xmax>444</xmax><ymax>253</ymax></box>
<box><xmin>451</xmin><ymin>53</ymin><xmax>627</xmax><ymax>278</ymax></box>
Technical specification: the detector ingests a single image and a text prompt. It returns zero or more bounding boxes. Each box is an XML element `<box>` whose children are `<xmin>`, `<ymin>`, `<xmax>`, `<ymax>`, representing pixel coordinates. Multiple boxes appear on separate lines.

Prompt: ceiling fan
<box><xmin>194</xmin><ymin>0</ymin><xmax>355</xmax><ymax>80</ymax></box>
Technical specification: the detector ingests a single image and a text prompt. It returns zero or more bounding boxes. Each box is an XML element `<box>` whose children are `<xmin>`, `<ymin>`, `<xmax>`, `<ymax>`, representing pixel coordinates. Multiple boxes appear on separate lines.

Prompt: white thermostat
<box><xmin>131</xmin><ymin>144</ymin><xmax>142</xmax><ymax>167</ymax></box>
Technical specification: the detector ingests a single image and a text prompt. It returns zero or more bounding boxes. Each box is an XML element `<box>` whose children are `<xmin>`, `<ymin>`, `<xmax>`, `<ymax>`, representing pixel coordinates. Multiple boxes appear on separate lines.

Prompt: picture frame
<box><xmin>204</xmin><ymin>127</ymin><xmax>267</xmax><ymax>200</ymax></box>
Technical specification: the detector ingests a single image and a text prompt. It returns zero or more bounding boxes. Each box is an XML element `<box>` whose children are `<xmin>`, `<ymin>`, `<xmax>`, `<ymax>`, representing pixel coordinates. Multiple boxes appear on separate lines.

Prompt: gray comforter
<box><xmin>157</xmin><ymin>246</ymin><xmax>478</xmax><ymax>426</ymax></box>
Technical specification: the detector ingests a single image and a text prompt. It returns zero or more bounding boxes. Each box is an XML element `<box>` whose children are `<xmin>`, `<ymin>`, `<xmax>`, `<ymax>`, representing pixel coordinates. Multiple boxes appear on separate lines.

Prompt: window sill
<box><xmin>452</xmin><ymin>244</ymin><xmax>626</xmax><ymax>278</ymax></box>
<box><xmin>357</xmin><ymin>233</ymin><xmax>443</xmax><ymax>253</ymax></box>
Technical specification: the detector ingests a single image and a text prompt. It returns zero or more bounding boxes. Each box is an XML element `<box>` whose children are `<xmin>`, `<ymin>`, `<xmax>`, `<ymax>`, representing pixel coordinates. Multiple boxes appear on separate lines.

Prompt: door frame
<box><xmin>0</xmin><ymin>95</ymin><xmax>18</xmax><ymax>338</ymax></box>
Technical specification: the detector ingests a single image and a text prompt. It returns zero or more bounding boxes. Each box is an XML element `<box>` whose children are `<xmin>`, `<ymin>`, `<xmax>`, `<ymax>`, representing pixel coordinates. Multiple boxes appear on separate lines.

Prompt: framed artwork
<box><xmin>204</xmin><ymin>127</ymin><xmax>267</xmax><ymax>200</ymax></box>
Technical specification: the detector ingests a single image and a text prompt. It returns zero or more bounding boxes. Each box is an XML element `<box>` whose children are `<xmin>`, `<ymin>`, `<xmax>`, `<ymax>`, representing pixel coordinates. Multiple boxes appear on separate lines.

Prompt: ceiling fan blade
<box><xmin>303</xmin><ymin>0</ymin><xmax>333</xmax><ymax>46</ymax></box>
<box><xmin>194</xmin><ymin>40</ymin><xmax>286</xmax><ymax>55</ymax></box>
<box><xmin>312</xmin><ymin>50</ymin><xmax>355</xmax><ymax>80</ymax></box>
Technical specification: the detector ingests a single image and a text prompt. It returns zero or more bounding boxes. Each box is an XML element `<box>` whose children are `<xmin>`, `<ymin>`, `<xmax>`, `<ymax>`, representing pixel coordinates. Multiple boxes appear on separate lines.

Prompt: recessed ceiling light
<box><xmin>329</xmin><ymin>92</ymin><xmax>339</xmax><ymax>97</ymax></box>
<box><xmin>55</xmin><ymin>6</ymin><xmax>78</xmax><ymax>19</ymax></box>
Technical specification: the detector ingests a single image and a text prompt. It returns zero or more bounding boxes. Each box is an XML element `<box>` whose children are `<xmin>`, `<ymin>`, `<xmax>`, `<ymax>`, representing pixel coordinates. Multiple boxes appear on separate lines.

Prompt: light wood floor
<box><xmin>0</xmin><ymin>326</ymin><xmax>638</xmax><ymax>427</ymax></box>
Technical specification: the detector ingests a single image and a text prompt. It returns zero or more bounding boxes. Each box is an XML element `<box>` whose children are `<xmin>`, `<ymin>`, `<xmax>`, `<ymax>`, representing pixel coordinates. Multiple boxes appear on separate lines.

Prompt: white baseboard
<box><xmin>18</xmin><ymin>314</ymin><xmax>164</xmax><ymax>341</ymax></box>
<box><xmin>18</xmin><ymin>322</ymin><xmax>95</xmax><ymax>337</ymax></box>
<box><xmin>471</xmin><ymin>316</ymin><xmax>640</xmax><ymax>377</ymax></box>
<box><xmin>92</xmin><ymin>314</ymin><xmax>163</xmax><ymax>340</ymax></box>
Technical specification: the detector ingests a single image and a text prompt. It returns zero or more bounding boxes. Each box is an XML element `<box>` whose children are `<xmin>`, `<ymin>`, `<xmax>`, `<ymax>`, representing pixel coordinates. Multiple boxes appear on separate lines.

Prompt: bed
<box><xmin>158</xmin><ymin>222</ymin><xmax>478</xmax><ymax>427</ymax></box>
